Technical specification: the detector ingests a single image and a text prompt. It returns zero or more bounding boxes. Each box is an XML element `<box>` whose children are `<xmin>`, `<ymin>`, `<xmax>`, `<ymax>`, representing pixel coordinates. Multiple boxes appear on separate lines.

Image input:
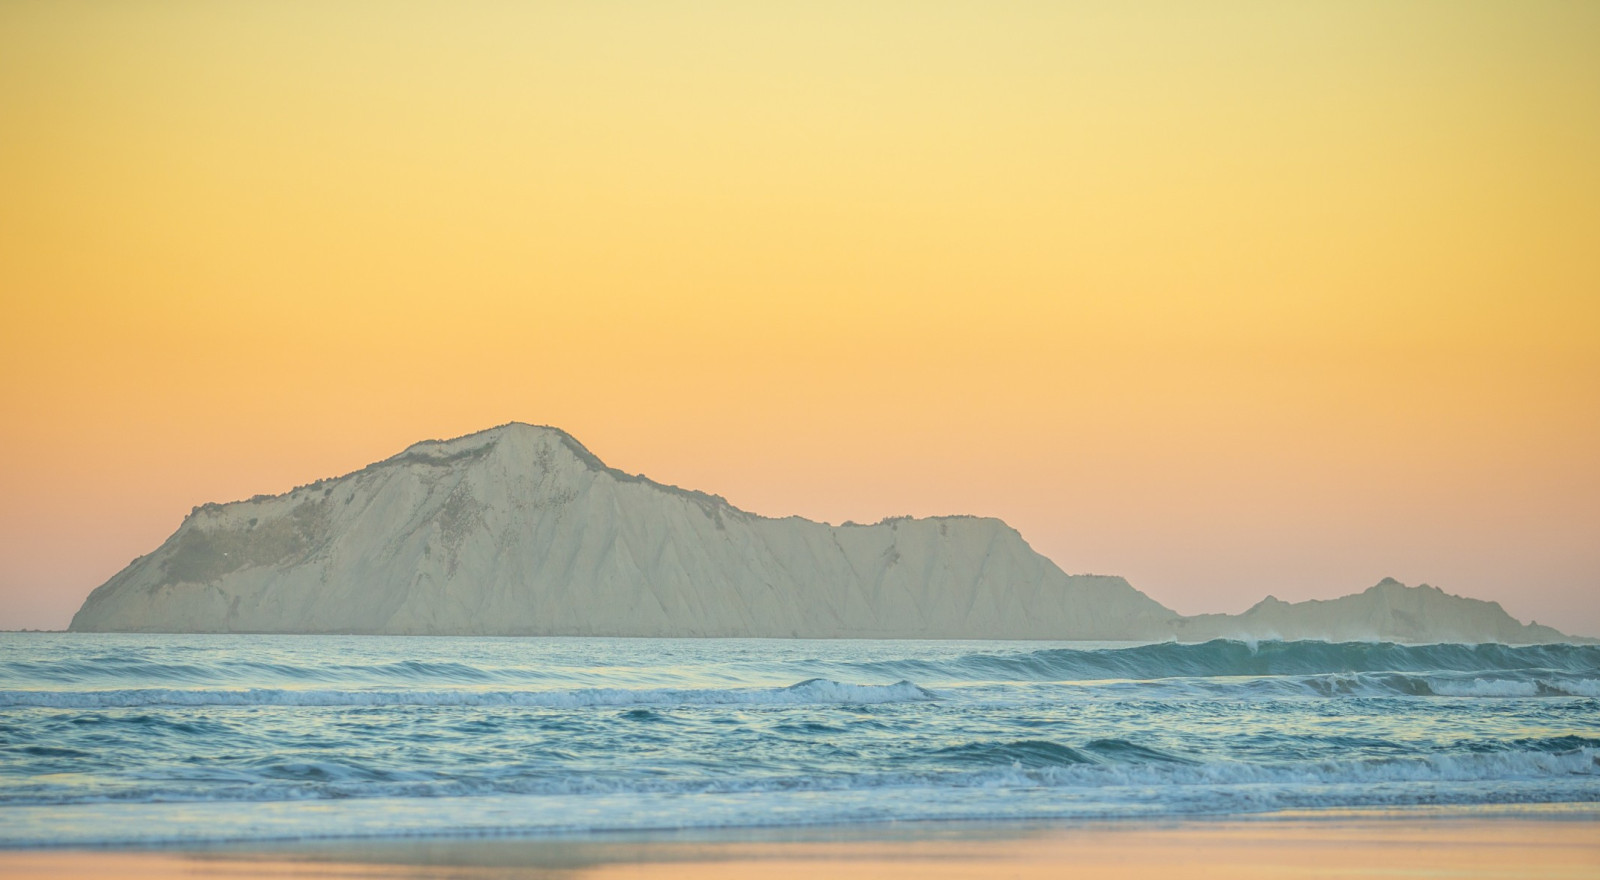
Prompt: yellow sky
<box><xmin>3</xmin><ymin>2</ymin><xmax>1597</xmax><ymax>632</ymax></box>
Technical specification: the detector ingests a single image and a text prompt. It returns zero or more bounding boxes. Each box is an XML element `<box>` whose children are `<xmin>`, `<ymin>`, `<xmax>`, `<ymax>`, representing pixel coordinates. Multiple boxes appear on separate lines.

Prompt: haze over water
<box><xmin>3</xmin><ymin>633</ymin><xmax>1596</xmax><ymax>847</ymax></box>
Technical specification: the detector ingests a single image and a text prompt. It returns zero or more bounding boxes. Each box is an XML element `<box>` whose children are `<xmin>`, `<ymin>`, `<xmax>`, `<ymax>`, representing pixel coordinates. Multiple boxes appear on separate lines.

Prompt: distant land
<box><xmin>70</xmin><ymin>424</ymin><xmax>1587</xmax><ymax>643</ymax></box>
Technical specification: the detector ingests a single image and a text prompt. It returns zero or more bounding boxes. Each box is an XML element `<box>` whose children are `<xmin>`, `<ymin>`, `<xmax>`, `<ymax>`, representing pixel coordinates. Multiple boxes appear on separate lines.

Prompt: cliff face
<box><xmin>69</xmin><ymin>424</ymin><xmax>1177</xmax><ymax>638</ymax></box>
<box><xmin>1169</xmin><ymin>578</ymin><xmax>1577</xmax><ymax>645</ymax></box>
<box><xmin>68</xmin><ymin>424</ymin><xmax>1585</xmax><ymax>643</ymax></box>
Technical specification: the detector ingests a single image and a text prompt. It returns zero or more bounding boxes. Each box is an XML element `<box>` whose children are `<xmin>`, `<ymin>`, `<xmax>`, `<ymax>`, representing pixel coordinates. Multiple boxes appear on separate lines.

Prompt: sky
<box><xmin>2</xmin><ymin>2</ymin><xmax>1597</xmax><ymax>635</ymax></box>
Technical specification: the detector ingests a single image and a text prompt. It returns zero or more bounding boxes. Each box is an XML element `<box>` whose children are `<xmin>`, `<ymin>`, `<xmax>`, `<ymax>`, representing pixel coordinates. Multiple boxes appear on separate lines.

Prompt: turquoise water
<box><xmin>1</xmin><ymin>634</ymin><xmax>1596</xmax><ymax>847</ymax></box>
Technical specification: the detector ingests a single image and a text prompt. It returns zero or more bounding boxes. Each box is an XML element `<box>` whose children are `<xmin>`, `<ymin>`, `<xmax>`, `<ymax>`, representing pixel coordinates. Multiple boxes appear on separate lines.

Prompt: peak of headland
<box><xmin>69</xmin><ymin>425</ymin><xmax>1586</xmax><ymax>644</ymax></box>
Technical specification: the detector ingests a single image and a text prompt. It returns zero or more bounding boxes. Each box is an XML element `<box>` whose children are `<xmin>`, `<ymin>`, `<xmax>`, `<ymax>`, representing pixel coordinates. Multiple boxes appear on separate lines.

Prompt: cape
<box><xmin>69</xmin><ymin>423</ymin><xmax>1586</xmax><ymax>643</ymax></box>
<box><xmin>69</xmin><ymin>424</ymin><xmax>1176</xmax><ymax>638</ymax></box>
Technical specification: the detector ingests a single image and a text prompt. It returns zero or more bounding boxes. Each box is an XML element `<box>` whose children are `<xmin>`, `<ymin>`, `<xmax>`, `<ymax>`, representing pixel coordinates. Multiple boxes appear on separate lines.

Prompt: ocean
<box><xmin>1</xmin><ymin>633</ymin><xmax>1596</xmax><ymax>848</ymax></box>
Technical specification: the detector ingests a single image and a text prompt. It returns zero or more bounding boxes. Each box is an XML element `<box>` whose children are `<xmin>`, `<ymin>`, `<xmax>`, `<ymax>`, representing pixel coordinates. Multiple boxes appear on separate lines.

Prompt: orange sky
<box><xmin>3</xmin><ymin>2</ymin><xmax>1598</xmax><ymax>634</ymax></box>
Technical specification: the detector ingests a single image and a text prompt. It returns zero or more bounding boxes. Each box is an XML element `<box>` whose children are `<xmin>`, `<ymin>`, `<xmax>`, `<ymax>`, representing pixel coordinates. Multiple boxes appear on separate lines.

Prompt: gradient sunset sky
<box><xmin>3</xmin><ymin>2</ymin><xmax>1597</xmax><ymax>634</ymax></box>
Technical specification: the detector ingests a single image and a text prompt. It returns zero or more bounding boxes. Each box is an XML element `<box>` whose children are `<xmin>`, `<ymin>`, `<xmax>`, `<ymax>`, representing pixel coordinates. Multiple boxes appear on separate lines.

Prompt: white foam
<box><xmin>0</xmin><ymin>679</ymin><xmax>935</xmax><ymax>710</ymax></box>
<box><xmin>1555</xmin><ymin>679</ymin><xmax>1600</xmax><ymax>698</ymax></box>
<box><xmin>1429</xmin><ymin>678</ymin><xmax>1540</xmax><ymax>698</ymax></box>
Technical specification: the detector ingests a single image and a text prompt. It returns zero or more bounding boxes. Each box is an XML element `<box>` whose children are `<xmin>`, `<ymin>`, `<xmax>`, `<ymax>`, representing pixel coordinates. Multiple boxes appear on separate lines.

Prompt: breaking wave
<box><xmin>3</xmin><ymin>634</ymin><xmax>1596</xmax><ymax>848</ymax></box>
<box><xmin>847</xmin><ymin>639</ymin><xmax>1600</xmax><ymax>683</ymax></box>
<box><xmin>0</xmin><ymin>679</ymin><xmax>935</xmax><ymax>710</ymax></box>
<box><xmin>4</xmin><ymin>737</ymin><xmax>1592</xmax><ymax>809</ymax></box>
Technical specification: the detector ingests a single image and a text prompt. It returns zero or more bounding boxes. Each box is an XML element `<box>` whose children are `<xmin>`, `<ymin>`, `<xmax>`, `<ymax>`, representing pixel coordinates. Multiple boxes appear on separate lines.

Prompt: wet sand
<box><xmin>2</xmin><ymin>809</ymin><xmax>1596</xmax><ymax>879</ymax></box>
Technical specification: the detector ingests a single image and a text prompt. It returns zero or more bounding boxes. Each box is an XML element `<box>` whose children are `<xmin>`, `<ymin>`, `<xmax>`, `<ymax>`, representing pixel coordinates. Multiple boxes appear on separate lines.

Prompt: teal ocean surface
<box><xmin>1</xmin><ymin>634</ymin><xmax>1596</xmax><ymax>847</ymax></box>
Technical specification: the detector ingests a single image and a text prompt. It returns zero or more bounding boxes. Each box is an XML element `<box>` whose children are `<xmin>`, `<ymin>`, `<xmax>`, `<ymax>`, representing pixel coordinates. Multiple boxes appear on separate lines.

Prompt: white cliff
<box><xmin>69</xmin><ymin>424</ymin><xmax>1177</xmax><ymax>638</ymax></box>
<box><xmin>68</xmin><ymin>424</ymin><xmax>1587</xmax><ymax>643</ymax></box>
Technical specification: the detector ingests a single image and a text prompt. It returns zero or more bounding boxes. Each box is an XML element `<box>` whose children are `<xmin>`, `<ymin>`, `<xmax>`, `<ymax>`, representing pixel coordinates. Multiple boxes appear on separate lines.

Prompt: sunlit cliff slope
<box><xmin>69</xmin><ymin>424</ymin><xmax>1586</xmax><ymax>643</ymax></box>
<box><xmin>69</xmin><ymin>424</ymin><xmax>1176</xmax><ymax>638</ymax></box>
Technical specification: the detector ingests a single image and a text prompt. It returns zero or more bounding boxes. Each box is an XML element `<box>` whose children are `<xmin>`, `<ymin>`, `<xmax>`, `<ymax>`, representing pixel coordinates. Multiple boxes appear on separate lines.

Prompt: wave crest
<box><xmin>0</xmin><ymin>679</ymin><xmax>936</xmax><ymax>710</ymax></box>
<box><xmin>854</xmin><ymin>640</ymin><xmax>1600</xmax><ymax>683</ymax></box>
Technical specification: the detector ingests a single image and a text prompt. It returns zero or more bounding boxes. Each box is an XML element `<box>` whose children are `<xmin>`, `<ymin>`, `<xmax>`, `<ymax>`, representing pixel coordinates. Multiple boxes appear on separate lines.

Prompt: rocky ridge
<box><xmin>70</xmin><ymin>424</ymin><xmax>1176</xmax><ymax>638</ymax></box>
<box><xmin>69</xmin><ymin>423</ymin><xmax>1586</xmax><ymax>643</ymax></box>
<box><xmin>1171</xmin><ymin>578</ymin><xmax>1576</xmax><ymax>644</ymax></box>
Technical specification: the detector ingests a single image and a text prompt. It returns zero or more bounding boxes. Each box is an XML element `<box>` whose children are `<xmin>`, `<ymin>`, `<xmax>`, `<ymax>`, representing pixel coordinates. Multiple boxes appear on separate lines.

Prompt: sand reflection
<box><xmin>2</xmin><ymin>813</ymin><xmax>1596</xmax><ymax>880</ymax></box>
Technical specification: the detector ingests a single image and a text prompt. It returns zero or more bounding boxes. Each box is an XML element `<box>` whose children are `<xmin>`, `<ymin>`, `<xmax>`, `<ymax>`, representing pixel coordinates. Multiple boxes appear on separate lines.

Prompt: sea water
<box><xmin>1</xmin><ymin>634</ymin><xmax>1596</xmax><ymax>847</ymax></box>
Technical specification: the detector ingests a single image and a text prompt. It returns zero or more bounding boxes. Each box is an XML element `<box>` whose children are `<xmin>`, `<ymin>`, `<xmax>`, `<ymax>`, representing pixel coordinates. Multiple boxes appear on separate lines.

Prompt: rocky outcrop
<box><xmin>69</xmin><ymin>424</ymin><xmax>1587</xmax><ymax>643</ymax></box>
<box><xmin>1168</xmin><ymin>578</ymin><xmax>1577</xmax><ymax>645</ymax></box>
<box><xmin>69</xmin><ymin>424</ymin><xmax>1177</xmax><ymax>638</ymax></box>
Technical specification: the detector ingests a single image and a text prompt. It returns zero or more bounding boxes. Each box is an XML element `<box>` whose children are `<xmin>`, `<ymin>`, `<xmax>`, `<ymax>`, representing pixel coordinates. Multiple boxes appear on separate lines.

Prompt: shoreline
<box><xmin>1</xmin><ymin>805</ymin><xmax>1596</xmax><ymax>878</ymax></box>
<box><xmin>5</xmin><ymin>788</ymin><xmax>1596</xmax><ymax>852</ymax></box>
